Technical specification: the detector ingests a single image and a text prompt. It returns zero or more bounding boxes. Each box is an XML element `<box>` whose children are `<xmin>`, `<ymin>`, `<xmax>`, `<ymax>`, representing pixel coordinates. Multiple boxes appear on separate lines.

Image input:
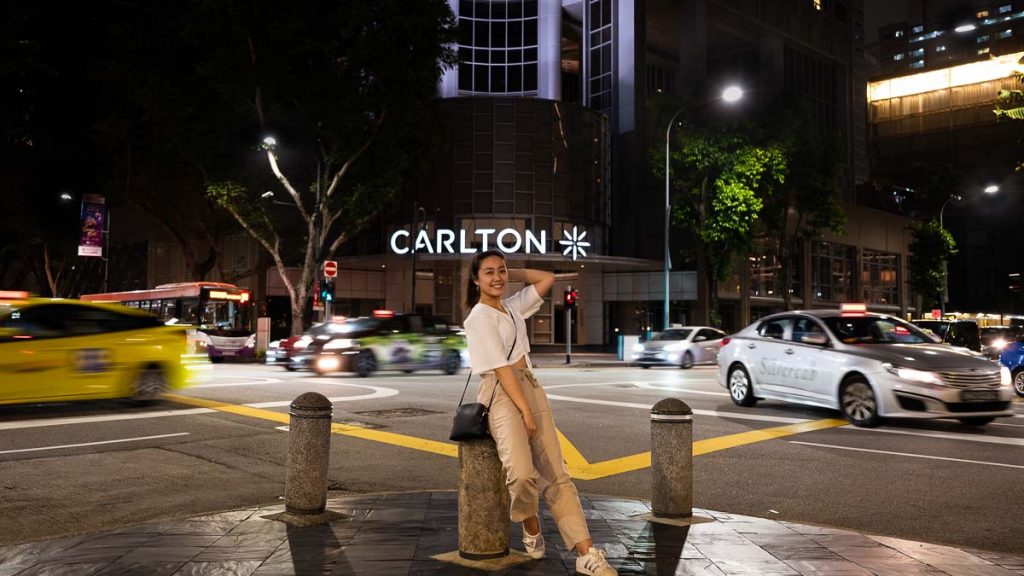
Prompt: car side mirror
<box><xmin>694</xmin><ymin>335</ymin><xmax>706</xmax><ymax>342</ymax></box>
<box><xmin>802</xmin><ymin>333</ymin><xmax>829</xmax><ymax>346</ymax></box>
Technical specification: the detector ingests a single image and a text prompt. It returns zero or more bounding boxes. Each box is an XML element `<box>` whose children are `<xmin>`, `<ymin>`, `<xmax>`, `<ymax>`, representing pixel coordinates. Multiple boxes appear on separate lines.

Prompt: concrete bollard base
<box><xmin>457</xmin><ymin>438</ymin><xmax>511</xmax><ymax>560</ymax></box>
<box><xmin>432</xmin><ymin>549</ymin><xmax>533</xmax><ymax>571</ymax></box>
<box><xmin>265</xmin><ymin>509</ymin><xmax>346</xmax><ymax>527</ymax></box>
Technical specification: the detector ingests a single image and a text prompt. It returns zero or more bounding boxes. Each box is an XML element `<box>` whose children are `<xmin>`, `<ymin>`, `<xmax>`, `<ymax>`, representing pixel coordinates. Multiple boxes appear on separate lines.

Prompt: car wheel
<box><xmin>131</xmin><ymin>366</ymin><xmax>167</xmax><ymax>403</ymax></box>
<box><xmin>840</xmin><ymin>378</ymin><xmax>881</xmax><ymax>428</ymax></box>
<box><xmin>401</xmin><ymin>369</ymin><xmax>415</xmax><ymax>374</ymax></box>
<box><xmin>958</xmin><ymin>416</ymin><xmax>995</xmax><ymax>426</ymax></box>
<box><xmin>210</xmin><ymin>356</ymin><xmax>224</xmax><ymax>364</ymax></box>
<box><xmin>728</xmin><ymin>365</ymin><xmax>757</xmax><ymax>407</ymax></box>
<box><xmin>1014</xmin><ymin>369</ymin><xmax>1024</xmax><ymax>397</ymax></box>
<box><xmin>680</xmin><ymin>352</ymin><xmax>694</xmax><ymax>370</ymax></box>
<box><xmin>640</xmin><ymin>365</ymin><xmax>651</xmax><ymax>369</ymax></box>
<box><xmin>442</xmin><ymin>350</ymin><xmax>461</xmax><ymax>375</ymax></box>
<box><xmin>355</xmin><ymin>351</ymin><xmax>377</xmax><ymax>377</ymax></box>
<box><xmin>284</xmin><ymin>364</ymin><xmax>298</xmax><ymax>372</ymax></box>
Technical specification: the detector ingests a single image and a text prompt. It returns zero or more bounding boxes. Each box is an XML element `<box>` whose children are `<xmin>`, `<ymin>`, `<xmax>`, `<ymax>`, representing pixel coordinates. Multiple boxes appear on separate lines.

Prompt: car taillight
<box><xmin>720</xmin><ymin>337</ymin><xmax>731</xmax><ymax>347</ymax></box>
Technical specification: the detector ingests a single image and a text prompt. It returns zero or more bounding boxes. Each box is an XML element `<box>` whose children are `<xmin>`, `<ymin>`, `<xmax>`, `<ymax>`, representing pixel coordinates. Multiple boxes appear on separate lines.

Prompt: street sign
<box><xmin>323</xmin><ymin>260</ymin><xmax>338</xmax><ymax>278</ymax></box>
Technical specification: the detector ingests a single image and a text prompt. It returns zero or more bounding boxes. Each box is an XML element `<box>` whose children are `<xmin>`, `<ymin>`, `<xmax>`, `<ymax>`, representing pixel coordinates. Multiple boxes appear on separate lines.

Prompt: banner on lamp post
<box><xmin>77</xmin><ymin>194</ymin><xmax>106</xmax><ymax>257</ymax></box>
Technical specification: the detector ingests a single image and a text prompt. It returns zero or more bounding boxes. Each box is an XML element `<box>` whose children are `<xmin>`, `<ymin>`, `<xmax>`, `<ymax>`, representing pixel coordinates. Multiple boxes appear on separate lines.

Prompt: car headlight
<box><xmin>883</xmin><ymin>363</ymin><xmax>941</xmax><ymax>385</ymax></box>
<box><xmin>991</xmin><ymin>338</ymin><xmax>1007</xmax><ymax>351</ymax></box>
<box><xmin>293</xmin><ymin>336</ymin><xmax>311</xmax><ymax>350</ymax></box>
<box><xmin>632</xmin><ymin>344</ymin><xmax>644</xmax><ymax>353</ymax></box>
<box><xmin>268</xmin><ymin>340</ymin><xmax>280</xmax><ymax>349</ymax></box>
<box><xmin>323</xmin><ymin>338</ymin><xmax>354</xmax><ymax>350</ymax></box>
<box><xmin>1001</xmin><ymin>366</ymin><xmax>1011</xmax><ymax>387</ymax></box>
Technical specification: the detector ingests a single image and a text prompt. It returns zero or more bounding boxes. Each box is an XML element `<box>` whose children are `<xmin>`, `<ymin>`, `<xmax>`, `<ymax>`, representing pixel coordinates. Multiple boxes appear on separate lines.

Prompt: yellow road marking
<box><xmin>165</xmin><ymin>394</ymin><xmax>847</xmax><ymax>480</ymax></box>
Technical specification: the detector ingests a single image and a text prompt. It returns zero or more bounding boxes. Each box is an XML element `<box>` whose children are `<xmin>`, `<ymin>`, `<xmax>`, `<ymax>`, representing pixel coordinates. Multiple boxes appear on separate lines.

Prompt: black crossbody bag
<box><xmin>449</xmin><ymin>308</ymin><xmax>517</xmax><ymax>441</ymax></box>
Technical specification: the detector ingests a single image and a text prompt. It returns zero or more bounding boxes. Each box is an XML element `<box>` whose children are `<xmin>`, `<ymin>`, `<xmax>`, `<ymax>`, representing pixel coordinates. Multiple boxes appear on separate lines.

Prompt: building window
<box><xmin>812</xmin><ymin>0</ymin><xmax>822</xmax><ymax>10</ymax></box>
<box><xmin>911</xmin><ymin>25</ymin><xmax>924</xmax><ymax>33</ymax></box>
<box><xmin>977</xmin><ymin>34</ymin><xmax>990</xmax><ymax>43</ymax></box>
<box><xmin>893</xmin><ymin>53</ymin><xmax>905</xmax><ymax>61</ymax></box>
<box><xmin>456</xmin><ymin>0</ymin><xmax>540</xmax><ymax>95</ymax></box>
<box><xmin>862</xmin><ymin>250</ymin><xmax>899</xmax><ymax>306</ymax></box>
<box><xmin>748</xmin><ymin>240</ymin><xmax>803</xmax><ymax>299</ymax></box>
<box><xmin>894</xmin><ymin>30</ymin><xmax>904</xmax><ymax>38</ymax></box>
<box><xmin>910</xmin><ymin>60</ymin><xmax>925</xmax><ymax>69</ymax></box>
<box><xmin>812</xmin><ymin>242</ymin><xmax>856</xmax><ymax>302</ymax></box>
<box><xmin>936</xmin><ymin>45</ymin><xmax>946</xmax><ymax>52</ymax></box>
<box><xmin>910</xmin><ymin>48</ymin><xmax>924</xmax><ymax>57</ymax></box>
<box><xmin>588</xmin><ymin>0</ymin><xmax>614</xmax><ymax>113</ymax></box>
<box><xmin>978</xmin><ymin>10</ymin><xmax>990</xmax><ymax>18</ymax></box>
<box><xmin>646</xmin><ymin>64</ymin><xmax>675</xmax><ymax>95</ymax></box>
<box><xmin>979</xmin><ymin>47</ymin><xmax>991</xmax><ymax>54</ymax></box>
<box><xmin>999</xmin><ymin>29</ymin><xmax>1013</xmax><ymax>39</ymax></box>
<box><xmin>999</xmin><ymin>4</ymin><xmax>1012</xmax><ymax>14</ymax></box>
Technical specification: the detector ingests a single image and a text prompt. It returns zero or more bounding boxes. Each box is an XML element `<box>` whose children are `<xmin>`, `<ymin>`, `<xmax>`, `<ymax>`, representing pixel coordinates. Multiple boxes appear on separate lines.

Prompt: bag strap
<box><xmin>458</xmin><ymin>305</ymin><xmax>518</xmax><ymax>408</ymax></box>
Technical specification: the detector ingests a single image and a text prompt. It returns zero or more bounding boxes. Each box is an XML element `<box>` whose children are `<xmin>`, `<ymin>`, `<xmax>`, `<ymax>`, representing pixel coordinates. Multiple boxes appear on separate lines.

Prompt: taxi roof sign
<box><xmin>840</xmin><ymin>303</ymin><xmax>867</xmax><ymax>316</ymax></box>
<box><xmin>0</xmin><ymin>290</ymin><xmax>29</xmax><ymax>300</ymax></box>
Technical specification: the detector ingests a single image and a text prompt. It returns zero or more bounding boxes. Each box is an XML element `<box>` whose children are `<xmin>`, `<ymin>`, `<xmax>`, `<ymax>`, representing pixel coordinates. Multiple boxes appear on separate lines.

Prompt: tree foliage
<box><xmin>908</xmin><ymin>219</ymin><xmax>957</xmax><ymax>312</ymax></box>
<box><xmin>657</xmin><ymin>124</ymin><xmax>785</xmax><ymax>326</ymax></box>
<box><xmin>193</xmin><ymin>0</ymin><xmax>456</xmax><ymax>334</ymax></box>
<box><xmin>758</xmin><ymin>99</ymin><xmax>846</xmax><ymax>309</ymax></box>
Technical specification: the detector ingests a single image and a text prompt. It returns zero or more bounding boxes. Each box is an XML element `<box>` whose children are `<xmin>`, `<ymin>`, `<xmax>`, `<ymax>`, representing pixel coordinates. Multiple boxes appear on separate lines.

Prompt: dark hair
<box><xmin>465</xmin><ymin>249</ymin><xmax>506</xmax><ymax>308</ymax></box>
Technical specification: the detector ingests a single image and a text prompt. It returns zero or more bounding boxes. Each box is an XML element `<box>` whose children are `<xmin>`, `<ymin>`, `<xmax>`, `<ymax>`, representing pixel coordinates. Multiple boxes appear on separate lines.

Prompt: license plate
<box><xmin>960</xmin><ymin>389</ymin><xmax>999</xmax><ymax>402</ymax></box>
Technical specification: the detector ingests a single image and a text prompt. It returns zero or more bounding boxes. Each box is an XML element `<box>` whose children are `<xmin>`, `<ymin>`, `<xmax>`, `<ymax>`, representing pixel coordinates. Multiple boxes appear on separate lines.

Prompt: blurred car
<box><xmin>0</xmin><ymin>291</ymin><xmax>191</xmax><ymax>405</ymax></box>
<box><xmin>718</xmin><ymin>308</ymin><xmax>1013</xmax><ymax>427</ymax></box>
<box><xmin>632</xmin><ymin>326</ymin><xmax>726</xmax><ymax>369</ymax></box>
<box><xmin>910</xmin><ymin>319</ymin><xmax>981</xmax><ymax>352</ymax></box>
<box><xmin>289</xmin><ymin>311</ymin><xmax>468</xmax><ymax>376</ymax></box>
<box><xmin>997</xmin><ymin>341</ymin><xmax>1024</xmax><ymax>397</ymax></box>
<box><xmin>266</xmin><ymin>322</ymin><xmax>333</xmax><ymax>369</ymax></box>
<box><xmin>980</xmin><ymin>326</ymin><xmax>1020</xmax><ymax>360</ymax></box>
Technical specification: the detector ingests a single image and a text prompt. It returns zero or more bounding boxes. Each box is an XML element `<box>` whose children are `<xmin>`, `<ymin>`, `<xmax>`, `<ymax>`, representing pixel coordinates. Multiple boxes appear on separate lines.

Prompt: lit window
<box><xmin>999</xmin><ymin>29</ymin><xmax>1014</xmax><ymax>38</ymax></box>
<box><xmin>910</xmin><ymin>48</ymin><xmax>924</xmax><ymax>57</ymax></box>
<box><xmin>893</xmin><ymin>53</ymin><xmax>905</xmax><ymax>61</ymax></box>
<box><xmin>912</xmin><ymin>25</ymin><xmax>924</xmax><ymax>33</ymax></box>
<box><xmin>977</xmin><ymin>10</ymin><xmax>989</xmax><ymax>18</ymax></box>
<box><xmin>977</xmin><ymin>34</ymin><xmax>990</xmax><ymax>43</ymax></box>
<box><xmin>813</xmin><ymin>0</ymin><xmax>822</xmax><ymax>10</ymax></box>
<box><xmin>979</xmin><ymin>47</ymin><xmax>991</xmax><ymax>54</ymax></box>
<box><xmin>894</xmin><ymin>30</ymin><xmax>904</xmax><ymax>38</ymax></box>
<box><xmin>936</xmin><ymin>45</ymin><xmax>946</xmax><ymax>52</ymax></box>
<box><xmin>999</xmin><ymin>5</ymin><xmax>1012</xmax><ymax>14</ymax></box>
<box><xmin>910</xmin><ymin>60</ymin><xmax>925</xmax><ymax>69</ymax></box>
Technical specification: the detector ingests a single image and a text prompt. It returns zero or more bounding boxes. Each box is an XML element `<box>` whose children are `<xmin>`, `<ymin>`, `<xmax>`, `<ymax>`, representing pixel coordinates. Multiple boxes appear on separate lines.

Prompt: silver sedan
<box><xmin>717</xmin><ymin>310</ymin><xmax>1014</xmax><ymax>427</ymax></box>
<box><xmin>632</xmin><ymin>326</ymin><xmax>726</xmax><ymax>369</ymax></box>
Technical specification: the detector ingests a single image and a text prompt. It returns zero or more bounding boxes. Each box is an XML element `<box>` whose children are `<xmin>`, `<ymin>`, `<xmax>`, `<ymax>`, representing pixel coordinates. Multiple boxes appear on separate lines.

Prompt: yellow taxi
<box><xmin>0</xmin><ymin>291</ymin><xmax>192</xmax><ymax>405</ymax></box>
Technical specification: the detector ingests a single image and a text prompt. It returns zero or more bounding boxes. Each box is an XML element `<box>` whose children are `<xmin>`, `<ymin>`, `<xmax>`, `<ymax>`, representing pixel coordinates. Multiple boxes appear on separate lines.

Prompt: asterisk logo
<box><xmin>558</xmin><ymin>226</ymin><xmax>590</xmax><ymax>261</ymax></box>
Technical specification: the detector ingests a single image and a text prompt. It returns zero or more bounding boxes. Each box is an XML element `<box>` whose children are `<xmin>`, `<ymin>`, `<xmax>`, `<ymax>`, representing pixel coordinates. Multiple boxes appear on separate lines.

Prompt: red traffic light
<box><xmin>564</xmin><ymin>288</ymin><xmax>578</xmax><ymax>306</ymax></box>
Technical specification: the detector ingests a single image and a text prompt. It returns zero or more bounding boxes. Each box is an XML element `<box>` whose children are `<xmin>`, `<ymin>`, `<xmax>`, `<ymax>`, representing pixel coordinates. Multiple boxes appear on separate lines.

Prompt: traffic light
<box><xmin>320</xmin><ymin>277</ymin><xmax>335</xmax><ymax>302</ymax></box>
<box><xmin>564</xmin><ymin>287</ymin><xmax>578</xmax><ymax>308</ymax></box>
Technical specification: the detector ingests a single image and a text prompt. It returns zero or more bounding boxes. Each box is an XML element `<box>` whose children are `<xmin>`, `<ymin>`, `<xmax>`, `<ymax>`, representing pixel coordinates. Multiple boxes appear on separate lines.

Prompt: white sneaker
<box><xmin>576</xmin><ymin>547</ymin><xmax>617</xmax><ymax>576</ymax></box>
<box><xmin>522</xmin><ymin>524</ymin><xmax>545</xmax><ymax>559</ymax></box>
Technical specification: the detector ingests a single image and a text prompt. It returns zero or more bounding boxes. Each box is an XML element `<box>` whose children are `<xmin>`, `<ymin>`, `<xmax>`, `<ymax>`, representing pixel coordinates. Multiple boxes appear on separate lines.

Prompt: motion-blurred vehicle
<box><xmin>980</xmin><ymin>326</ymin><xmax>1020</xmax><ymax>360</ymax></box>
<box><xmin>718</xmin><ymin>306</ymin><xmax>1013</xmax><ymax>427</ymax></box>
<box><xmin>997</xmin><ymin>340</ymin><xmax>1024</xmax><ymax>397</ymax></box>
<box><xmin>289</xmin><ymin>311</ymin><xmax>468</xmax><ymax>376</ymax></box>
<box><xmin>268</xmin><ymin>321</ymin><xmax>346</xmax><ymax>370</ymax></box>
<box><xmin>632</xmin><ymin>326</ymin><xmax>726</xmax><ymax>369</ymax></box>
<box><xmin>909</xmin><ymin>319</ymin><xmax>981</xmax><ymax>352</ymax></box>
<box><xmin>0</xmin><ymin>291</ymin><xmax>192</xmax><ymax>405</ymax></box>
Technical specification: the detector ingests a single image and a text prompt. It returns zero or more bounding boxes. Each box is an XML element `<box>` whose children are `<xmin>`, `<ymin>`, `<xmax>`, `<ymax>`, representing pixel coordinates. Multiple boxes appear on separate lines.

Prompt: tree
<box><xmin>657</xmin><ymin>124</ymin><xmax>785</xmax><ymax>326</ymax></box>
<box><xmin>195</xmin><ymin>0</ymin><xmax>455</xmax><ymax>335</ymax></box>
<box><xmin>908</xmin><ymin>219</ymin><xmax>957</xmax><ymax>313</ymax></box>
<box><xmin>758</xmin><ymin>100</ymin><xmax>846</xmax><ymax>310</ymax></box>
<box><xmin>994</xmin><ymin>56</ymin><xmax>1024</xmax><ymax>171</ymax></box>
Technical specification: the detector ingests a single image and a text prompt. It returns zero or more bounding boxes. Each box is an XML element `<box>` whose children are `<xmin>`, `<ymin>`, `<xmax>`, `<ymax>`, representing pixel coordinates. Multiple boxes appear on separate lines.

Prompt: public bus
<box><xmin>81</xmin><ymin>282</ymin><xmax>255</xmax><ymax>362</ymax></box>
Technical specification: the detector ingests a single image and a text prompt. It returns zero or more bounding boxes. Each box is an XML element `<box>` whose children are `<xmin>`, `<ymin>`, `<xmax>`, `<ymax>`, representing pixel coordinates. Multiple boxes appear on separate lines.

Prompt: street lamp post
<box><xmin>663</xmin><ymin>86</ymin><xmax>744</xmax><ymax>330</ymax></box>
<box><xmin>937</xmin><ymin>184</ymin><xmax>999</xmax><ymax>315</ymax></box>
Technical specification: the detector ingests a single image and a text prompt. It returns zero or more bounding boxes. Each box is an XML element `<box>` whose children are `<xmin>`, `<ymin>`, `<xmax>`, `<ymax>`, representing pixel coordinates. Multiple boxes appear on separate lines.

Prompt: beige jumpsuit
<box><xmin>479</xmin><ymin>367</ymin><xmax>590</xmax><ymax>549</ymax></box>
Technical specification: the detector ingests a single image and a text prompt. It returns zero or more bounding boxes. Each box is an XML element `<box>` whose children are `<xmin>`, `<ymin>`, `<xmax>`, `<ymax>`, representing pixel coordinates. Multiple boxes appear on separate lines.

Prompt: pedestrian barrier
<box><xmin>650</xmin><ymin>398</ymin><xmax>693</xmax><ymax>518</ymax></box>
<box><xmin>457</xmin><ymin>438</ymin><xmax>511</xmax><ymax>559</ymax></box>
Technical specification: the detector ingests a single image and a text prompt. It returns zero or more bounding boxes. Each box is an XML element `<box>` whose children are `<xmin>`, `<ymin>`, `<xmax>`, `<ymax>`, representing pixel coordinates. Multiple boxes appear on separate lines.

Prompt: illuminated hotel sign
<box><xmin>390</xmin><ymin>226</ymin><xmax>591</xmax><ymax>260</ymax></box>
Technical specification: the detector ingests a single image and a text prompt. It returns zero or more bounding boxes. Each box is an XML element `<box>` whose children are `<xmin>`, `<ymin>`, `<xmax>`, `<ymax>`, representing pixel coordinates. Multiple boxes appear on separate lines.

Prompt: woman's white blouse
<box><xmin>464</xmin><ymin>285</ymin><xmax>543</xmax><ymax>375</ymax></box>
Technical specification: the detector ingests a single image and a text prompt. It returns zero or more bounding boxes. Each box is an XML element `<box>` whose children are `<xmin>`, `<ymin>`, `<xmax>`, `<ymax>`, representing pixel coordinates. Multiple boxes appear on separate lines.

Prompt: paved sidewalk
<box><xmin>2</xmin><ymin>492</ymin><xmax>1022</xmax><ymax>576</ymax></box>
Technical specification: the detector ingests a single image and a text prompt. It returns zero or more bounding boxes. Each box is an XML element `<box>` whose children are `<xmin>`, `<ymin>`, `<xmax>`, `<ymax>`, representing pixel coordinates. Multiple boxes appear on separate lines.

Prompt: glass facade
<box><xmin>812</xmin><ymin>241</ymin><xmax>856</xmax><ymax>302</ymax></box>
<box><xmin>862</xmin><ymin>249</ymin><xmax>900</xmax><ymax>306</ymax></box>
<box><xmin>748</xmin><ymin>242</ymin><xmax>803</xmax><ymax>298</ymax></box>
<box><xmin>457</xmin><ymin>0</ymin><xmax>539</xmax><ymax>94</ymax></box>
<box><xmin>587</xmin><ymin>0</ymin><xmax>613</xmax><ymax>113</ymax></box>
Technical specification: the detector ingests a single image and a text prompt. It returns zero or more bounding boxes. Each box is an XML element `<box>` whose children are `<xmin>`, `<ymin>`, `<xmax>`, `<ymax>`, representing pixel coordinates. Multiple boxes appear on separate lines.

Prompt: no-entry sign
<box><xmin>323</xmin><ymin>260</ymin><xmax>338</xmax><ymax>278</ymax></box>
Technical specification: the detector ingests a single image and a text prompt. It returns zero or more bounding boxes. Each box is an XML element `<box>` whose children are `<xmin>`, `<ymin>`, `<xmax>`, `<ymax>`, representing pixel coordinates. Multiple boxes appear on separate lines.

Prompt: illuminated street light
<box><xmin>939</xmin><ymin>184</ymin><xmax>1001</xmax><ymax>315</ymax></box>
<box><xmin>984</xmin><ymin>184</ymin><xmax>1000</xmax><ymax>194</ymax></box>
<box><xmin>664</xmin><ymin>86</ymin><xmax>745</xmax><ymax>329</ymax></box>
<box><xmin>59</xmin><ymin>192</ymin><xmax>73</xmax><ymax>202</ymax></box>
<box><xmin>954</xmin><ymin>24</ymin><xmax>977</xmax><ymax>33</ymax></box>
<box><xmin>261</xmin><ymin>136</ymin><xmax>277</xmax><ymax>150</ymax></box>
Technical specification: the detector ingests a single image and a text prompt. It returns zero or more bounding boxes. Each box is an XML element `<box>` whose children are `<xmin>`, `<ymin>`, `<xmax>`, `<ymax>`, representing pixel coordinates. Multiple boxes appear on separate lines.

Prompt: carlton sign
<box><xmin>389</xmin><ymin>226</ymin><xmax>590</xmax><ymax>261</ymax></box>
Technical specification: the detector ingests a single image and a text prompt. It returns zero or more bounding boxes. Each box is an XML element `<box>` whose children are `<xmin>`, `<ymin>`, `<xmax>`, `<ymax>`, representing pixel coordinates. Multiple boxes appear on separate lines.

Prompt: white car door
<box><xmin>748</xmin><ymin>317</ymin><xmax>796</xmax><ymax>396</ymax></box>
<box><xmin>693</xmin><ymin>328</ymin><xmax>725</xmax><ymax>363</ymax></box>
<box><xmin>786</xmin><ymin>316</ymin><xmax>838</xmax><ymax>406</ymax></box>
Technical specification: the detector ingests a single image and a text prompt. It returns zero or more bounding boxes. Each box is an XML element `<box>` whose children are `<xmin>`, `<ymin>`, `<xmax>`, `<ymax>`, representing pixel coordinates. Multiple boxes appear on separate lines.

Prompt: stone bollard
<box><xmin>457</xmin><ymin>438</ymin><xmax>511</xmax><ymax>560</ymax></box>
<box><xmin>650</xmin><ymin>398</ymin><xmax>693</xmax><ymax>518</ymax></box>
<box><xmin>285</xmin><ymin>392</ymin><xmax>333</xmax><ymax>516</ymax></box>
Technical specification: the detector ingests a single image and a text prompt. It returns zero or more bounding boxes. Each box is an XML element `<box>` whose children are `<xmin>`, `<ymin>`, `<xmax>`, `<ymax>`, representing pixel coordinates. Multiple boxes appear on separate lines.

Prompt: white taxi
<box><xmin>717</xmin><ymin>306</ymin><xmax>1015</xmax><ymax>427</ymax></box>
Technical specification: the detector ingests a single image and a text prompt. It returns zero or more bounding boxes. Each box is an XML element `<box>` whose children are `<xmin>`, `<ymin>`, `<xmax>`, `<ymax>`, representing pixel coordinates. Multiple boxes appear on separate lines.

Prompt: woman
<box><xmin>463</xmin><ymin>249</ymin><xmax>617</xmax><ymax>576</ymax></box>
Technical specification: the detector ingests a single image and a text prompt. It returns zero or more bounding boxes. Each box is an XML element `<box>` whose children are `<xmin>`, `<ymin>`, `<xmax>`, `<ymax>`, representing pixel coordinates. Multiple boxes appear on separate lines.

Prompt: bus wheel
<box><xmin>210</xmin><ymin>356</ymin><xmax>225</xmax><ymax>364</ymax></box>
<box><xmin>131</xmin><ymin>366</ymin><xmax>167</xmax><ymax>404</ymax></box>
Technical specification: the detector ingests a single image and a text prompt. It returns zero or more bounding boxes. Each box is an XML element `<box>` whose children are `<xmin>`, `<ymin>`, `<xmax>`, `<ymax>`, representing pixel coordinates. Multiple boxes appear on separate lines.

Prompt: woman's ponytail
<box><xmin>465</xmin><ymin>278</ymin><xmax>481</xmax><ymax>308</ymax></box>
